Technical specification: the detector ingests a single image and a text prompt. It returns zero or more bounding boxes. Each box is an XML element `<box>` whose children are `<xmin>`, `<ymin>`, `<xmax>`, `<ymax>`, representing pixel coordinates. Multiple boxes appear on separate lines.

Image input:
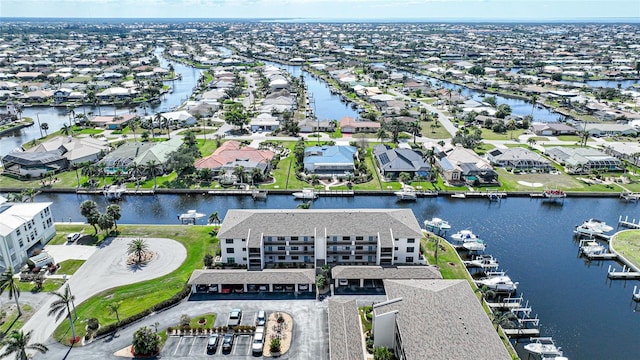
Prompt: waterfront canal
<box><xmin>31</xmin><ymin>192</ymin><xmax>640</xmax><ymax>360</ymax></box>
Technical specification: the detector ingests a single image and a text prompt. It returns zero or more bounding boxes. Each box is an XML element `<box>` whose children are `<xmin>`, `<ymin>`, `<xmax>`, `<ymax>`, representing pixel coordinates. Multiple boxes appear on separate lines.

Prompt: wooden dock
<box><xmin>607</xmin><ymin>265</ymin><xmax>640</xmax><ymax>280</ymax></box>
<box><xmin>316</xmin><ymin>190</ymin><xmax>354</xmax><ymax>197</ymax></box>
<box><xmin>584</xmin><ymin>253</ymin><xmax>617</xmax><ymax>260</ymax></box>
<box><xmin>502</xmin><ymin>328</ymin><xmax>540</xmax><ymax>338</ymax></box>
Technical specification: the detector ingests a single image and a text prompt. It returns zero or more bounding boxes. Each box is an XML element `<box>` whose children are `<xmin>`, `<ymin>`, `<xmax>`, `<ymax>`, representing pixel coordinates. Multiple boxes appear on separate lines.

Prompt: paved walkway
<box><xmin>22</xmin><ymin>237</ymin><xmax>187</xmax><ymax>346</ymax></box>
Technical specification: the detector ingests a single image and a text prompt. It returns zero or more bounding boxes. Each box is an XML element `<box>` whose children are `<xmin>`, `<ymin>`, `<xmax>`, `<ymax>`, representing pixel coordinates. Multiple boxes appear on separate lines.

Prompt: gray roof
<box><xmin>332</xmin><ymin>265</ymin><xmax>442</xmax><ymax>280</ymax></box>
<box><xmin>328</xmin><ymin>298</ymin><xmax>364</xmax><ymax>360</ymax></box>
<box><xmin>188</xmin><ymin>269</ymin><xmax>315</xmax><ymax>285</ymax></box>
<box><xmin>218</xmin><ymin>209</ymin><xmax>423</xmax><ymax>249</ymax></box>
<box><xmin>2</xmin><ymin>150</ymin><xmax>65</xmax><ymax>166</ymax></box>
<box><xmin>376</xmin><ymin>279</ymin><xmax>511</xmax><ymax>360</ymax></box>
<box><xmin>373</xmin><ymin>144</ymin><xmax>431</xmax><ymax>174</ymax></box>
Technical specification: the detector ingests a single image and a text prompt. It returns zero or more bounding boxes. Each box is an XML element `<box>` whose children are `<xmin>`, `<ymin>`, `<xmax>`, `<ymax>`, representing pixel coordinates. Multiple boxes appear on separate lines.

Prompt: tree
<box><xmin>233</xmin><ymin>165</ymin><xmax>245</xmax><ymax>184</ymax></box>
<box><xmin>530</xmin><ymin>94</ymin><xmax>538</xmax><ymax>116</ymax></box>
<box><xmin>297</xmin><ymin>201</ymin><xmax>312</xmax><ymax>209</ymax></box>
<box><xmin>144</xmin><ymin>160</ymin><xmax>162</xmax><ymax>190</ymax></box>
<box><xmin>132</xmin><ymin>326</ymin><xmax>160</xmax><ymax>356</ymax></box>
<box><xmin>373</xmin><ymin>346</ymin><xmax>395</xmax><ymax>360</ymax></box>
<box><xmin>468</xmin><ymin>65</ymin><xmax>485</xmax><ymax>76</ymax></box>
<box><xmin>106</xmin><ymin>204</ymin><xmax>122</xmax><ymax>229</ymax></box>
<box><xmin>484</xmin><ymin>96</ymin><xmax>497</xmax><ymax>107</ymax></box>
<box><xmin>97</xmin><ymin>213</ymin><xmax>115</xmax><ymax>234</ymax></box>
<box><xmin>474</xmin><ymin>285</ymin><xmax>496</xmax><ymax>302</ymax></box>
<box><xmin>60</xmin><ymin>123</ymin><xmax>73</xmax><ymax>137</ymax></box>
<box><xmin>269</xmin><ymin>338</ymin><xmax>281</xmax><ymax>353</ymax></box>
<box><xmin>40</xmin><ymin>122</ymin><xmax>49</xmax><ymax>136</ymax></box>
<box><xmin>152</xmin><ymin>113</ymin><xmax>165</xmax><ymax>140</ymax></box>
<box><xmin>432</xmin><ymin>237</ymin><xmax>441</xmax><ymax>265</ymax></box>
<box><xmin>203</xmin><ymin>253</ymin><xmax>214</xmax><ymax>268</ymax></box>
<box><xmin>495</xmin><ymin>104</ymin><xmax>512</xmax><ymax>119</ymax></box>
<box><xmin>128</xmin><ymin>238</ymin><xmax>149</xmax><ymax>263</ymax></box>
<box><xmin>0</xmin><ymin>268</ymin><xmax>22</xmax><ymax>316</ymax></box>
<box><xmin>0</xmin><ymin>330</ymin><xmax>48</xmax><ymax>360</ymax></box>
<box><xmin>399</xmin><ymin>172</ymin><xmax>412</xmax><ymax>185</ymax></box>
<box><xmin>48</xmin><ymin>284</ymin><xmax>77</xmax><ymax>344</ymax></box>
<box><xmin>527</xmin><ymin>137</ymin><xmax>537</xmax><ymax>148</ymax></box>
<box><xmin>129</xmin><ymin>119</ymin><xmax>138</xmax><ymax>141</ymax></box>
<box><xmin>492</xmin><ymin>312</ymin><xmax>516</xmax><ymax>330</ymax></box>
<box><xmin>80</xmin><ymin>200</ymin><xmax>100</xmax><ymax>234</ymax></box>
<box><xmin>385</xmin><ymin>118</ymin><xmax>405</xmax><ymax>144</ymax></box>
<box><xmin>107</xmin><ymin>302</ymin><xmax>121</xmax><ymax>323</ymax></box>
<box><xmin>551</xmin><ymin>73</ymin><xmax>563</xmax><ymax>81</ymax></box>
<box><xmin>408</xmin><ymin>120</ymin><xmax>421</xmax><ymax>144</ymax></box>
<box><xmin>224</xmin><ymin>103</ymin><xmax>249</xmax><ymax>131</ymax></box>
<box><xmin>316</xmin><ymin>274</ymin><xmax>327</xmax><ymax>289</ymax></box>
<box><xmin>376</xmin><ymin>127</ymin><xmax>388</xmax><ymax>144</ymax></box>
<box><xmin>208</xmin><ymin>212</ymin><xmax>221</xmax><ymax>225</ymax></box>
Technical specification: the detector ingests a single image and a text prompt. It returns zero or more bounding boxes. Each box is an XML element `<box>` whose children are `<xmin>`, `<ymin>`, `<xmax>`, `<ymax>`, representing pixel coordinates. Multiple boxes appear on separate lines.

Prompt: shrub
<box><xmin>179</xmin><ymin>314</ymin><xmax>191</xmax><ymax>327</ymax></box>
<box><xmin>87</xmin><ymin>318</ymin><xmax>100</xmax><ymax>331</ymax></box>
<box><xmin>269</xmin><ymin>338</ymin><xmax>281</xmax><ymax>353</ymax></box>
<box><xmin>132</xmin><ymin>326</ymin><xmax>160</xmax><ymax>356</ymax></box>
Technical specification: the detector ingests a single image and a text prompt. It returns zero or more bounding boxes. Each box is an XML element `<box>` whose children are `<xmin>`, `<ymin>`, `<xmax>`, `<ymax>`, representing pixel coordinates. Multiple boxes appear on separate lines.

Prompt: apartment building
<box><xmin>217</xmin><ymin>209</ymin><xmax>423</xmax><ymax>270</ymax></box>
<box><xmin>0</xmin><ymin>197</ymin><xmax>56</xmax><ymax>272</ymax></box>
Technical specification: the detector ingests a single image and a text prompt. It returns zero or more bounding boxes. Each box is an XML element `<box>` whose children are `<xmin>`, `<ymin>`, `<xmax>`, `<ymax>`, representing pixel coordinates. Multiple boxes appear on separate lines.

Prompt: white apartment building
<box><xmin>0</xmin><ymin>197</ymin><xmax>56</xmax><ymax>272</ymax></box>
<box><xmin>217</xmin><ymin>209</ymin><xmax>423</xmax><ymax>270</ymax></box>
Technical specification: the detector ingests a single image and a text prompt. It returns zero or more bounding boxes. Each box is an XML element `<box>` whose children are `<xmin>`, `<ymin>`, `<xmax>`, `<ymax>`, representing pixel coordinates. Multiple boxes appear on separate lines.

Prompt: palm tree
<box><xmin>60</xmin><ymin>123</ymin><xmax>73</xmax><ymax>137</ymax></box>
<box><xmin>48</xmin><ymin>284</ymin><xmax>77</xmax><ymax>344</ymax></box>
<box><xmin>106</xmin><ymin>204</ymin><xmax>121</xmax><ymax>230</ymax></box>
<box><xmin>527</xmin><ymin>137</ymin><xmax>537</xmax><ymax>148</ymax></box>
<box><xmin>0</xmin><ymin>268</ymin><xmax>22</xmax><ymax>316</ymax></box>
<box><xmin>530</xmin><ymin>94</ymin><xmax>538</xmax><ymax>116</ymax></box>
<box><xmin>107</xmin><ymin>302</ymin><xmax>121</xmax><ymax>323</ymax></box>
<box><xmin>208</xmin><ymin>212</ymin><xmax>221</xmax><ymax>225</ymax></box>
<box><xmin>129</xmin><ymin>119</ymin><xmax>138</xmax><ymax>142</ymax></box>
<box><xmin>376</xmin><ymin>127</ymin><xmax>388</xmax><ymax>145</ymax></box>
<box><xmin>432</xmin><ymin>237</ymin><xmax>441</xmax><ymax>265</ymax></box>
<box><xmin>474</xmin><ymin>285</ymin><xmax>496</xmax><ymax>302</ymax></box>
<box><xmin>153</xmin><ymin>113</ymin><xmax>165</xmax><ymax>140</ymax></box>
<box><xmin>40</xmin><ymin>122</ymin><xmax>49</xmax><ymax>136</ymax></box>
<box><xmin>296</xmin><ymin>201</ymin><xmax>312</xmax><ymax>209</ymax></box>
<box><xmin>81</xmin><ymin>163</ymin><xmax>99</xmax><ymax>188</ymax></box>
<box><xmin>0</xmin><ymin>330</ymin><xmax>48</xmax><ymax>360</ymax></box>
<box><xmin>97</xmin><ymin>162</ymin><xmax>108</xmax><ymax>188</ymax></box>
<box><xmin>144</xmin><ymin>160</ymin><xmax>162</xmax><ymax>190</ymax></box>
<box><xmin>21</xmin><ymin>188</ymin><xmax>37</xmax><ymax>202</ymax></box>
<box><xmin>128</xmin><ymin>238</ymin><xmax>149</xmax><ymax>263</ymax></box>
<box><xmin>408</xmin><ymin>120</ymin><xmax>421</xmax><ymax>144</ymax></box>
<box><xmin>492</xmin><ymin>312</ymin><xmax>516</xmax><ymax>330</ymax></box>
<box><xmin>233</xmin><ymin>165</ymin><xmax>245</xmax><ymax>184</ymax></box>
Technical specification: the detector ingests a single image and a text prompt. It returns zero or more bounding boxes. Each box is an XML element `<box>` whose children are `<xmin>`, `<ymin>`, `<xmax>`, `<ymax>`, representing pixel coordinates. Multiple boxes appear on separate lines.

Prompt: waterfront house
<box><xmin>486</xmin><ymin>147</ymin><xmax>553</xmax><ymax>171</ymax></box>
<box><xmin>0</xmin><ymin>197</ymin><xmax>56</xmax><ymax>272</ymax></box>
<box><xmin>160</xmin><ymin>110</ymin><xmax>196</xmax><ymax>127</ymax></box>
<box><xmin>373</xmin><ymin>144</ymin><xmax>431</xmax><ymax>180</ymax></box>
<box><xmin>27</xmin><ymin>136</ymin><xmax>110</xmax><ymax>166</ymax></box>
<box><xmin>132</xmin><ymin>137</ymin><xmax>183</xmax><ymax>168</ymax></box>
<box><xmin>96</xmin><ymin>87</ymin><xmax>137</xmax><ymax>101</ymax></box>
<box><xmin>303</xmin><ymin>145</ymin><xmax>357</xmax><ymax>177</ymax></box>
<box><xmin>90</xmin><ymin>114</ymin><xmax>138</xmax><ymax>130</ymax></box>
<box><xmin>583</xmin><ymin>123</ymin><xmax>637</xmax><ymax>137</ymax></box>
<box><xmin>99</xmin><ymin>142</ymin><xmax>155</xmax><ymax>174</ymax></box>
<box><xmin>1</xmin><ymin>150</ymin><xmax>68</xmax><ymax>178</ymax></box>
<box><xmin>437</xmin><ymin>145</ymin><xmax>499</xmax><ymax>186</ymax></box>
<box><xmin>194</xmin><ymin>140</ymin><xmax>274</xmax><ymax>180</ymax></box>
<box><xmin>530</xmin><ymin>122</ymin><xmax>577</xmax><ymax>136</ymax></box>
<box><xmin>298</xmin><ymin>119</ymin><xmax>336</xmax><ymax>133</ymax></box>
<box><xmin>545</xmin><ymin>146</ymin><xmax>622</xmax><ymax>174</ymax></box>
<box><xmin>340</xmin><ymin>116</ymin><xmax>380</xmax><ymax>134</ymax></box>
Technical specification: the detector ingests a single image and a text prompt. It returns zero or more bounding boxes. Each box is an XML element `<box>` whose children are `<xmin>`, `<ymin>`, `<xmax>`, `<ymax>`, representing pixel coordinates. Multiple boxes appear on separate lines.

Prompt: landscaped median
<box><xmin>51</xmin><ymin>224</ymin><xmax>215</xmax><ymax>345</ymax></box>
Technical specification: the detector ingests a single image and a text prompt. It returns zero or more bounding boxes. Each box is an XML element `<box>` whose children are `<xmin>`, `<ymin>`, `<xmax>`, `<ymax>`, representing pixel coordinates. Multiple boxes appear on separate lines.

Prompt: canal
<box><xmin>30</xmin><ymin>192</ymin><xmax>640</xmax><ymax>360</ymax></box>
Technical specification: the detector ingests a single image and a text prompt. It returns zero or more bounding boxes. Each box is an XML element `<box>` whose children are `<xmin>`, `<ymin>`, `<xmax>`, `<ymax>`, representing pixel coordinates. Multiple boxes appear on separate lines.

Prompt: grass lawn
<box><xmin>611</xmin><ymin>230</ymin><xmax>640</xmax><ymax>270</ymax></box>
<box><xmin>52</xmin><ymin>224</ymin><xmax>214</xmax><ymax>344</ymax></box>
<box><xmin>480</xmin><ymin>128</ymin><xmax>526</xmax><ymax>141</ymax></box>
<box><xmin>0</xmin><ymin>304</ymin><xmax>34</xmax><ymax>335</ymax></box>
<box><xmin>48</xmin><ymin>225</ymin><xmax>94</xmax><ymax>245</ymax></box>
<box><xmin>494</xmin><ymin>168</ymin><xmax>623</xmax><ymax>192</ymax></box>
<box><xmin>555</xmin><ymin>135</ymin><xmax>582</xmax><ymax>142</ymax></box>
<box><xmin>57</xmin><ymin>259</ymin><xmax>86</xmax><ymax>275</ymax></box>
<box><xmin>196</xmin><ymin>139</ymin><xmax>219</xmax><ymax>157</ymax></box>
<box><xmin>474</xmin><ymin>143</ymin><xmax>496</xmax><ymax>156</ymax></box>
<box><xmin>421</xmin><ymin>121</ymin><xmax>451</xmax><ymax>139</ymax></box>
<box><xmin>187</xmin><ymin>313</ymin><xmax>218</xmax><ymax>329</ymax></box>
<box><xmin>358</xmin><ymin>306</ymin><xmax>373</xmax><ymax>334</ymax></box>
<box><xmin>15</xmin><ymin>279</ymin><xmax>66</xmax><ymax>293</ymax></box>
<box><xmin>0</xmin><ymin>169</ymin><xmax>81</xmax><ymax>189</ymax></box>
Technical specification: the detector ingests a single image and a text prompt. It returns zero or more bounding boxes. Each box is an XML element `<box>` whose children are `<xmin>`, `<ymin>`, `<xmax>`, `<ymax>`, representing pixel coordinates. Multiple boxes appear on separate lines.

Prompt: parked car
<box><xmin>206</xmin><ymin>334</ymin><xmax>219</xmax><ymax>354</ymax></box>
<box><xmin>222</xmin><ymin>333</ymin><xmax>234</xmax><ymax>353</ymax></box>
<box><xmin>66</xmin><ymin>233</ymin><xmax>81</xmax><ymax>242</ymax></box>
<box><xmin>299</xmin><ymin>284</ymin><xmax>309</xmax><ymax>291</ymax></box>
<box><xmin>339</xmin><ymin>279</ymin><xmax>349</xmax><ymax>286</ymax></box>
<box><xmin>256</xmin><ymin>310</ymin><xmax>266</xmax><ymax>326</ymax></box>
<box><xmin>252</xmin><ymin>327</ymin><xmax>265</xmax><ymax>354</ymax></box>
<box><xmin>228</xmin><ymin>308</ymin><xmax>242</xmax><ymax>327</ymax></box>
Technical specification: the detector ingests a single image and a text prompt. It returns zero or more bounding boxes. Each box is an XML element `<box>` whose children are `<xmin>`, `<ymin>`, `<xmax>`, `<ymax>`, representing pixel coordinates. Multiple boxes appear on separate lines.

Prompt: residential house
<box><xmin>0</xmin><ymin>197</ymin><xmax>56</xmax><ymax>272</ymax></box>
<box><xmin>530</xmin><ymin>122</ymin><xmax>577</xmax><ymax>136</ymax></box>
<box><xmin>249</xmin><ymin>113</ymin><xmax>280</xmax><ymax>132</ymax></box>
<box><xmin>583</xmin><ymin>123</ymin><xmax>637</xmax><ymax>137</ymax></box>
<box><xmin>100</xmin><ymin>142</ymin><xmax>155</xmax><ymax>174</ymax></box>
<box><xmin>603</xmin><ymin>142</ymin><xmax>640</xmax><ymax>162</ymax></box>
<box><xmin>436</xmin><ymin>145</ymin><xmax>499</xmax><ymax>186</ymax></box>
<box><xmin>545</xmin><ymin>146</ymin><xmax>622</xmax><ymax>174</ymax></box>
<box><xmin>96</xmin><ymin>87</ymin><xmax>137</xmax><ymax>100</ymax></box>
<box><xmin>90</xmin><ymin>114</ymin><xmax>138</xmax><ymax>130</ymax></box>
<box><xmin>303</xmin><ymin>145</ymin><xmax>357</xmax><ymax>177</ymax></box>
<box><xmin>340</xmin><ymin>116</ymin><xmax>380</xmax><ymax>134</ymax></box>
<box><xmin>1</xmin><ymin>151</ymin><xmax>68</xmax><ymax>178</ymax></box>
<box><xmin>373</xmin><ymin>144</ymin><xmax>431</xmax><ymax>180</ymax></box>
<box><xmin>217</xmin><ymin>208</ymin><xmax>423</xmax><ymax>269</ymax></box>
<box><xmin>485</xmin><ymin>147</ymin><xmax>553</xmax><ymax>171</ymax></box>
<box><xmin>132</xmin><ymin>137</ymin><xmax>183</xmax><ymax>168</ymax></box>
<box><xmin>298</xmin><ymin>119</ymin><xmax>336</xmax><ymax>133</ymax></box>
<box><xmin>161</xmin><ymin>110</ymin><xmax>196</xmax><ymax>127</ymax></box>
<box><xmin>194</xmin><ymin>140</ymin><xmax>274</xmax><ymax>180</ymax></box>
<box><xmin>27</xmin><ymin>136</ymin><xmax>110</xmax><ymax>166</ymax></box>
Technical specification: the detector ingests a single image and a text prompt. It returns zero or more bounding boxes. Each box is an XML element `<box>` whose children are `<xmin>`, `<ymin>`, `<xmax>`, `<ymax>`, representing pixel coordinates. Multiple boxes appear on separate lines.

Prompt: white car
<box><xmin>339</xmin><ymin>279</ymin><xmax>349</xmax><ymax>286</ymax></box>
<box><xmin>252</xmin><ymin>327</ymin><xmax>265</xmax><ymax>354</ymax></box>
<box><xmin>66</xmin><ymin>233</ymin><xmax>81</xmax><ymax>242</ymax></box>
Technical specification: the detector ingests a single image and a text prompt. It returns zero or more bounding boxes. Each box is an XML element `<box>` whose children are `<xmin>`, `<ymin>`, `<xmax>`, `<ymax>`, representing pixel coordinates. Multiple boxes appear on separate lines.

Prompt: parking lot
<box><xmin>159</xmin><ymin>300</ymin><xmax>328</xmax><ymax>359</ymax></box>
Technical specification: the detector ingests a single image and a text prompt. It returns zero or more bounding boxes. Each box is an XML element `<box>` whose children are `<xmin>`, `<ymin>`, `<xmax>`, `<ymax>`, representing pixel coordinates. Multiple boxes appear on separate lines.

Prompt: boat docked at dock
<box><xmin>541</xmin><ymin>188</ymin><xmax>566</xmax><ymax>201</ymax></box>
<box><xmin>424</xmin><ymin>217</ymin><xmax>451</xmax><ymax>232</ymax></box>
<box><xmin>579</xmin><ymin>240</ymin><xmax>607</xmax><ymax>257</ymax></box>
<box><xmin>462</xmin><ymin>239</ymin><xmax>486</xmax><ymax>252</ymax></box>
<box><xmin>524</xmin><ymin>337</ymin><xmax>565</xmax><ymax>358</ymax></box>
<box><xmin>574</xmin><ymin>218</ymin><xmax>613</xmax><ymax>237</ymax></box>
<box><xmin>178</xmin><ymin>209</ymin><xmax>205</xmax><ymax>224</ymax></box>
<box><xmin>394</xmin><ymin>186</ymin><xmax>417</xmax><ymax>201</ymax></box>
<box><xmin>451</xmin><ymin>229</ymin><xmax>480</xmax><ymax>242</ymax></box>
<box><xmin>292</xmin><ymin>188</ymin><xmax>318</xmax><ymax>200</ymax></box>
<box><xmin>475</xmin><ymin>271</ymin><xmax>518</xmax><ymax>293</ymax></box>
<box><xmin>103</xmin><ymin>184</ymin><xmax>126</xmax><ymax>201</ymax></box>
<box><xmin>464</xmin><ymin>255</ymin><xmax>499</xmax><ymax>269</ymax></box>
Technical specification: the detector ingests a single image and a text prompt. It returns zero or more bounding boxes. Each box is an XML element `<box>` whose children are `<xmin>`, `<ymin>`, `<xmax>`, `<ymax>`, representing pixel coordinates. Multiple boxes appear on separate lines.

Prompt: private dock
<box><xmin>502</xmin><ymin>328</ymin><xmax>540</xmax><ymax>338</ymax></box>
<box><xmin>617</xmin><ymin>215</ymin><xmax>640</xmax><ymax>229</ymax></box>
<box><xmin>316</xmin><ymin>190</ymin><xmax>354</xmax><ymax>197</ymax></box>
<box><xmin>607</xmin><ymin>265</ymin><xmax>640</xmax><ymax>280</ymax></box>
<box><xmin>620</xmin><ymin>192</ymin><xmax>640</xmax><ymax>202</ymax></box>
<box><xmin>487</xmin><ymin>295</ymin><xmax>524</xmax><ymax>310</ymax></box>
<box><xmin>584</xmin><ymin>252</ymin><xmax>617</xmax><ymax>260</ymax></box>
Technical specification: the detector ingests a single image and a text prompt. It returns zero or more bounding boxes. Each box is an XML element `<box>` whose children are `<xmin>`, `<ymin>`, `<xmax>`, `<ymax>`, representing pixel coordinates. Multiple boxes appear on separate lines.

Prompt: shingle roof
<box><xmin>376</xmin><ymin>279</ymin><xmax>511</xmax><ymax>360</ymax></box>
<box><xmin>217</xmin><ymin>209</ymin><xmax>424</xmax><ymax>249</ymax></box>
<box><xmin>332</xmin><ymin>265</ymin><xmax>442</xmax><ymax>280</ymax></box>
<box><xmin>187</xmin><ymin>268</ymin><xmax>315</xmax><ymax>285</ymax></box>
<box><xmin>328</xmin><ymin>298</ymin><xmax>364</xmax><ymax>360</ymax></box>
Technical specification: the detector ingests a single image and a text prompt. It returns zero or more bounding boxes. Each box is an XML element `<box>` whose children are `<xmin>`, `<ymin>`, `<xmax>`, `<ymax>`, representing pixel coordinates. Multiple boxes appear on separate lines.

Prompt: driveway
<box><xmin>22</xmin><ymin>237</ymin><xmax>187</xmax><ymax>345</ymax></box>
<box><xmin>35</xmin><ymin>299</ymin><xmax>329</xmax><ymax>360</ymax></box>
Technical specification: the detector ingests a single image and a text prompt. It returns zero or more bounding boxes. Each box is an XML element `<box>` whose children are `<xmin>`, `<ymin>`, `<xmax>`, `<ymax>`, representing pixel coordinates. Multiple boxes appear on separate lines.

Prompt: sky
<box><xmin>1</xmin><ymin>0</ymin><xmax>639</xmax><ymax>20</ymax></box>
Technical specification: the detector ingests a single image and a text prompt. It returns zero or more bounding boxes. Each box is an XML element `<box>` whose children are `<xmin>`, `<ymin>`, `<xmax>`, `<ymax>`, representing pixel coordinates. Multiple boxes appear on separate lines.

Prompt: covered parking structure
<box><xmin>331</xmin><ymin>265</ymin><xmax>442</xmax><ymax>290</ymax></box>
<box><xmin>188</xmin><ymin>268</ymin><xmax>316</xmax><ymax>295</ymax></box>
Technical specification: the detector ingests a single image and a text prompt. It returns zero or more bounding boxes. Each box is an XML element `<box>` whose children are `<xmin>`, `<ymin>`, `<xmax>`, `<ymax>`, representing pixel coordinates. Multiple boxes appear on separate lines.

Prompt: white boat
<box><xmin>580</xmin><ymin>241</ymin><xmax>606</xmax><ymax>256</ymax></box>
<box><xmin>292</xmin><ymin>188</ymin><xmax>318</xmax><ymax>200</ymax></box>
<box><xmin>179</xmin><ymin>210</ymin><xmax>205</xmax><ymax>224</ymax></box>
<box><xmin>451</xmin><ymin>230</ymin><xmax>480</xmax><ymax>242</ymax></box>
<box><xmin>574</xmin><ymin>224</ymin><xmax>603</xmax><ymax>237</ymax></box>
<box><xmin>475</xmin><ymin>273</ymin><xmax>518</xmax><ymax>292</ymax></box>
<box><xmin>424</xmin><ymin>217</ymin><xmax>452</xmax><ymax>232</ymax></box>
<box><xmin>524</xmin><ymin>337</ymin><xmax>564</xmax><ymax>357</ymax></box>
<box><xmin>251</xmin><ymin>188</ymin><xmax>268</xmax><ymax>200</ymax></box>
<box><xmin>582</xmin><ymin>218</ymin><xmax>613</xmax><ymax>233</ymax></box>
<box><xmin>462</xmin><ymin>239</ymin><xmax>486</xmax><ymax>252</ymax></box>
<box><xmin>395</xmin><ymin>186</ymin><xmax>417</xmax><ymax>201</ymax></box>
<box><xmin>451</xmin><ymin>193</ymin><xmax>466</xmax><ymax>199</ymax></box>
<box><xmin>464</xmin><ymin>255</ymin><xmax>499</xmax><ymax>269</ymax></box>
<box><xmin>103</xmin><ymin>184</ymin><xmax>126</xmax><ymax>200</ymax></box>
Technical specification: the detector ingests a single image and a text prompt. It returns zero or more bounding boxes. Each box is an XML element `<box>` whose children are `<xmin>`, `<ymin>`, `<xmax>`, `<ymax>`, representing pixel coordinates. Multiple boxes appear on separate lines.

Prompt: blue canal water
<box><xmin>29</xmin><ymin>192</ymin><xmax>640</xmax><ymax>360</ymax></box>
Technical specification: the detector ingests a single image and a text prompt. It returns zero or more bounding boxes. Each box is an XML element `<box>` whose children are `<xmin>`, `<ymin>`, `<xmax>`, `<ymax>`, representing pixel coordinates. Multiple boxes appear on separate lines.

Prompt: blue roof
<box><xmin>304</xmin><ymin>145</ymin><xmax>356</xmax><ymax>165</ymax></box>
